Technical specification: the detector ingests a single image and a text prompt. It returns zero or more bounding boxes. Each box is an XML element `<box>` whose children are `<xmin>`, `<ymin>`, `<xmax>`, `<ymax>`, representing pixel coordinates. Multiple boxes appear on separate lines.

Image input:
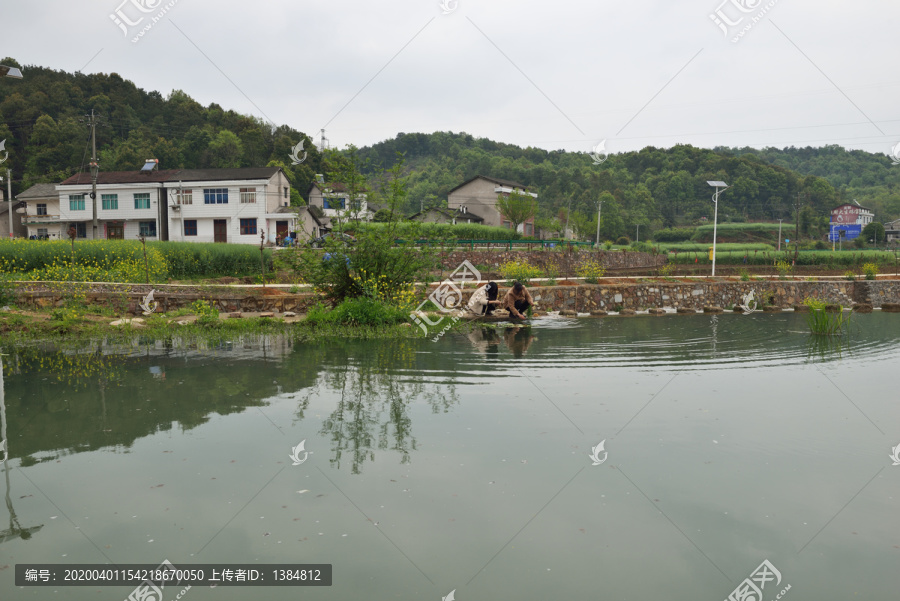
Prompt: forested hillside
<box><xmin>3</xmin><ymin>58</ymin><xmax>899</xmax><ymax>241</ymax></box>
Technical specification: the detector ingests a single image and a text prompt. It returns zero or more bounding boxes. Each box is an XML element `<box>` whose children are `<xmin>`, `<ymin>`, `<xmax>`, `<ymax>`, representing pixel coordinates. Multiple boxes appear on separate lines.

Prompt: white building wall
<box><xmin>164</xmin><ymin>180</ymin><xmax>272</xmax><ymax>244</ymax></box>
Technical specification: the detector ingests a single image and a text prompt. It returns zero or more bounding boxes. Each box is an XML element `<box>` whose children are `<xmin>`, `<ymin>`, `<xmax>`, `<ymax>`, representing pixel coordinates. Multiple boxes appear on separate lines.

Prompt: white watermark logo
<box><xmin>439</xmin><ymin>0</ymin><xmax>458</xmax><ymax>14</ymax></box>
<box><xmin>289</xmin><ymin>140</ymin><xmax>307</xmax><ymax>165</ymax></box>
<box><xmin>890</xmin><ymin>443</ymin><xmax>900</xmax><ymax>466</ymax></box>
<box><xmin>589</xmin><ymin>140</ymin><xmax>608</xmax><ymax>165</ymax></box>
<box><xmin>140</xmin><ymin>289</ymin><xmax>158</xmax><ymax>316</ymax></box>
<box><xmin>290</xmin><ymin>440</ymin><xmax>309</xmax><ymax>465</ymax></box>
<box><xmin>890</xmin><ymin>142</ymin><xmax>900</xmax><ymax>166</ymax></box>
<box><xmin>725</xmin><ymin>559</ymin><xmax>788</xmax><ymax>601</ymax></box>
<box><xmin>739</xmin><ymin>290</ymin><xmax>757</xmax><ymax>315</ymax></box>
<box><xmin>110</xmin><ymin>0</ymin><xmax>181</xmax><ymax>44</ymax></box>
<box><xmin>410</xmin><ymin>260</ymin><xmax>481</xmax><ymax>341</ymax></box>
<box><xmin>0</xmin><ymin>139</ymin><xmax>8</xmax><ymax>165</ymax></box>
<box><xmin>589</xmin><ymin>440</ymin><xmax>608</xmax><ymax>465</ymax></box>
<box><xmin>709</xmin><ymin>0</ymin><xmax>780</xmax><ymax>43</ymax></box>
<box><xmin>125</xmin><ymin>559</ymin><xmax>191</xmax><ymax>601</ymax></box>
<box><xmin>442</xmin><ymin>589</ymin><xmax>456</xmax><ymax>601</ymax></box>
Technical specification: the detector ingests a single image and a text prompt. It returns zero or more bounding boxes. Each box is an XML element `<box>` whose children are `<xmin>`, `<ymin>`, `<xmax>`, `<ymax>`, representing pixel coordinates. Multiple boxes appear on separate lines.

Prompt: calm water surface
<box><xmin>1</xmin><ymin>313</ymin><xmax>899</xmax><ymax>600</ymax></box>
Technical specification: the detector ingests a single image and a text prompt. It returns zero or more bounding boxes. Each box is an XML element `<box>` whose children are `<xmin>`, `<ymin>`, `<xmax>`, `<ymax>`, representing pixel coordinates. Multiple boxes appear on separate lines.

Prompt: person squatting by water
<box><xmin>501</xmin><ymin>282</ymin><xmax>533</xmax><ymax>320</ymax></box>
<box><xmin>466</xmin><ymin>281</ymin><xmax>501</xmax><ymax>315</ymax></box>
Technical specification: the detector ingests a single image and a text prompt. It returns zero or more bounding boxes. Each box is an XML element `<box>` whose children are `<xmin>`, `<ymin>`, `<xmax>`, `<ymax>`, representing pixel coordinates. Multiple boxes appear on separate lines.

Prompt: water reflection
<box><xmin>311</xmin><ymin>339</ymin><xmax>459</xmax><ymax>473</ymax></box>
<box><xmin>466</xmin><ymin>325</ymin><xmax>536</xmax><ymax>358</ymax></box>
<box><xmin>0</xmin><ymin>356</ymin><xmax>43</xmax><ymax>545</ymax></box>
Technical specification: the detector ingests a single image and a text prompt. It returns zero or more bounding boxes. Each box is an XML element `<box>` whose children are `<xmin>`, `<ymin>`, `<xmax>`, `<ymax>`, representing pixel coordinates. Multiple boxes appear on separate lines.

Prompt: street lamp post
<box><xmin>1</xmin><ymin>65</ymin><xmax>23</xmax><ymax>238</ymax></box>
<box><xmin>636</xmin><ymin>223</ymin><xmax>641</xmax><ymax>243</ymax></box>
<box><xmin>707</xmin><ymin>181</ymin><xmax>729</xmax><ymax>277</ymax></box>
<box><xmin>777</xmin><ymin>218</ymin><xmax>783</xmax><ymax>252</ymax></box>
<box><xmin>594</xmin><ymin>199</ymin><xmax>603</xmax><ymax>247</ymax></box>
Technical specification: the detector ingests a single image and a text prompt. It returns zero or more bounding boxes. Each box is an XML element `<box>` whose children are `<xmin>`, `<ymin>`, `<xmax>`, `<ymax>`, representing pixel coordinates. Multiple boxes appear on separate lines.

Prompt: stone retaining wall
<box><xmin>13</xmin><ymin>279</ymin><xmax>899</xmax><ymax>315</ymax></box>
<box><xmin>438</xmin><ymin>249</ymin><xmax>665</xmax><ymax>272</ymax></box>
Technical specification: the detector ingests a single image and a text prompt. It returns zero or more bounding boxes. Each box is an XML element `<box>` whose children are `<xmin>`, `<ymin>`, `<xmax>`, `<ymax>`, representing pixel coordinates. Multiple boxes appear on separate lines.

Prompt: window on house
<box><xmin>177</xmin><ymin>190</ymin><xmax>193</xmax><ymax>205</ymax></box>
<box><xmin>37</xmin><ymin>228</ymin><xmax>48</xmax><ymax>238</ymax></box>
<box><xmin>240</xmin><ymin>188</ymin><xmax>257</xmax><ymax>204</ymax></box>
<box><xmin>525</xmin><ymin>223</ymin><xmax>534</xmax><ymax>236</ymax></box>
<box><xmin>324</xmin><ymin>197</ymin><xmax>346</xmax><ymax>210</ymax></box>
<box><xmin>101</xmin><ymin>194</ymin><xmax>118</xmax><ymax>210</ymax></box>
<box><xmin>349</xmin><ymin>198</ymin><xmax>362</xmax><ymax>211</ymax></box>
<box><xmin>134</xmin><ymin>193</ymin><xmax>151</xmax><ymax>209</ymax></box>
<box><xmin>240</xmin><ymin>218</ymin><xmax>257</xmax><ymax>235</ymax></box>
<box><xmin>139</xmin><ymin>221</ymin><xmax>157</xmax><ymax>237</ymax></box>
<box><xmin>284</xmin><ymin>187</ymin><xmax>288</xmax><ymax>199</ymax></box>
<box><xmin>36</xmin><ymin>203</ymin><xmax>48</xmax><ymax>216</ymax></box>
<box><xmin>183</xmin><ymin>220</ymin><xmax>198</xmax><ymax>236</ymax></box>
<box><xmin>69</xmin><ymin>195</ymin><xmax>86</xmax><ymax>211</ymax></box>
<box><xmin>502</xmin><ymin>220</ymin><xmax>511</xmax><ymax>228</ymax></box>
<box><xmin>70</xmin><ymin>223</ymin><xmax>86</xmax><ymax>238</ymax></box>
<box><xmin>204</xmin><ymin>188</ymin><xmax>229</xmax><ymax>204</ymax></box>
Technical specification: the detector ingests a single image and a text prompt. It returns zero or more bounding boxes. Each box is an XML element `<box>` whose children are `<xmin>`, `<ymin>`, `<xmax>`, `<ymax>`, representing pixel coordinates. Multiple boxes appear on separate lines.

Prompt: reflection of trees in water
<box><xmin>310</xmin><ymin>339</ymin><xmax>459</xmax><ymax>474</ymax></box>
<box><xmin>2</xmin><ymin>335</ymin><xmax>315</xmax><ymax>465</ymax></box>
<box><xmin>2</xmin><ymin>341</ymin><xmax>126</xmax><ymax>390</ymax></box>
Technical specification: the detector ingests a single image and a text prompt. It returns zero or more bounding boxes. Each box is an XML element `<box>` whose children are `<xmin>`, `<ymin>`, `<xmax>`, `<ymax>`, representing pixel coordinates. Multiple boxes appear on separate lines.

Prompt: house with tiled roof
<box><xmin>306</xmin><ymin>177</ymin><xmax>369</xmax><ymax>222</ymax></box>
<box><xmin>409</xmin><ymin>206</ymin><xmax>484</xmax><ymax>225</ymax></box>
<box><xmin>56</xmin><ymin>166</ymin><xmax>296</xmax><ymax>244</ymax></box>
<box><xmin>16</xmin><ymin>183</ymin><xmax>57</xmax><ymax>238</ymax></box>
<box><xmin>446</xmin><ymin>175</ymin><xmax>537</xmax><ymax>235</ymax></box>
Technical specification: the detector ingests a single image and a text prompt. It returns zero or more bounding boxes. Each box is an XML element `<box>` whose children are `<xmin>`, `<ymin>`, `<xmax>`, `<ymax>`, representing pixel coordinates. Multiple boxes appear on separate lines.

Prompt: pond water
<box><xmin>1</xmin><ymin>313</ymin><xmax>899</xmax><ymax>600</ymax></box>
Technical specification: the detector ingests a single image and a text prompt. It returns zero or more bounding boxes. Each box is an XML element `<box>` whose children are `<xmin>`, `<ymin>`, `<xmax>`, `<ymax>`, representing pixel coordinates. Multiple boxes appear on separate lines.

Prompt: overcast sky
<box><xmin>4</xmin><ymin>0</ymin><xmax>898</xmax><ymax>157</ymax></box>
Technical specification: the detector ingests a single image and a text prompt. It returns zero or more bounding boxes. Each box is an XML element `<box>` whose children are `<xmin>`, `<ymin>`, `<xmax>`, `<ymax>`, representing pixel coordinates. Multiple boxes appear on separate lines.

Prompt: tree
<box><xmin>496</xmin><ymin>190</ymin><xmax>537</xmax><ymax>233</ymax></box>
<box><xmin>207</xmin><ymin>130</ymin><xmax>244</xmax><ymax>168</ymax></box>
<box><xmin>861</xmin><ymin>222</ymin><xmax>885</xmax><ymax>244</ymax></box>
<box><xmin>372</xmin><ymin>208</ymin><xmax>394</xmax><ymax>222</ymax></box>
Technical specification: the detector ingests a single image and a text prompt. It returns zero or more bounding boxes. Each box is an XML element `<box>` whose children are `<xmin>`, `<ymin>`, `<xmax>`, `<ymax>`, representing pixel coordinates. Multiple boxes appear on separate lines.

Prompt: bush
<box><xmin>305</xmin><ymin>298</ymin><xmax>410</xmax><ymax>327</ymax></box>
<box><xmin>775</xmin><ymin>260</ymin><xmax>793</xmax><ymax>279</ymax></box>
<box><xmin>191</xmin><ymin>300</ymin><xmax>220</xmax><ymax>326</ymax></box>
<box><xmin>653</xmin><ymin>228</ymin><xmax>694</xmax><ymax>242</ymax></box>
<box><xmin>814</xmin><ymin>240</ymin><xmax>826</xmax><ymax>250</ymax></box>
<box><xmin>499</xmin><ymin>260</ymin><xmax>542</xmax><ymax>282</ymax></box>
<box><xmin>289</xmin><ymin>221</ymin><xmax>434</xmax><ymax>306</ymax></box>
<box><xmin>578</xmin><ymin>258</ymin><xmax>606</xmax><ymax>284</ymax></box>
<box><xmin>630</xmin><ymin>241</ymin><xmax>654</xmax><ymax>253</ymax></box>
<box><xmin>862</xmin><ymin>262</ymin><xmax>878</xmax><ymax>280</ymax></box>
<box><xmin>615</xmin><ymin>236</ymin><xmax>630</xmax><ymax>246</ymax></box>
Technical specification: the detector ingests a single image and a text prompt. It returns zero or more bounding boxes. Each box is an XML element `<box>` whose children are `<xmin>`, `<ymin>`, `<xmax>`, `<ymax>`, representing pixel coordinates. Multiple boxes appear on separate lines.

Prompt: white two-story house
<box><xmin>162</xmin><ymin>168</ymin><xmax>293</xmax><ymax>244</ymax></box>
<box><xmin>17</xmin><ymin>183</ymin><xmax>61</xmax><ymax>239</ymax></box>
<box><xmin>447</xmin><ymin>175</ymin><xmax>538</xmax><ymax>235</ymax></box>
<box><xmin>56</xmin><ymin>167</ymin><xmax>295</xmax><ymax>244</ymax></box>
<box><xmin>307</xmin><ymin>179</ymin><xmax>370</xmax><ymax>223</ymax></box>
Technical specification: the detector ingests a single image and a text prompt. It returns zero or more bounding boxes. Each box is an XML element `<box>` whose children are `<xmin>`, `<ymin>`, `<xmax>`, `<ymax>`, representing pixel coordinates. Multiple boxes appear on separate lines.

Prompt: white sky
<box><xmin>3</xmin><ymin>0</ymin><xmax>898</xmax><ymax>157</ymax></box>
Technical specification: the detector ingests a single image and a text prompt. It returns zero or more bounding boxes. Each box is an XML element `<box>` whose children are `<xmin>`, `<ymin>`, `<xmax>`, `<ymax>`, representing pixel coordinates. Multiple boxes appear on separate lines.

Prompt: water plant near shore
<box><xmin>803</xmin><ymin>297</ymin><xmax>851</xmax><ymax>336</ymax></box>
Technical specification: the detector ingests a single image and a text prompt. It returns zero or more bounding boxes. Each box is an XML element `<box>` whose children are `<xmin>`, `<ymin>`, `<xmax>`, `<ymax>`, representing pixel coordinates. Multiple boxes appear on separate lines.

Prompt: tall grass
<box><xmin>149</xmin><ymin>241</ymin><xmax>270</xmax><ymax>278</ymax></box>
<box><xmin>803</xmin><ymin>298</ymin><xmax>851</xmax><ymax>335</ymax></box>
<box><xmin>0</xmin><ymin>239</ymin><xmax>271</xmax><ymax>283</ymax></box>
<box><xmin>668</xmin><ymin>249</ymin><xmax>898</xmax><ymax>266</ymax></box>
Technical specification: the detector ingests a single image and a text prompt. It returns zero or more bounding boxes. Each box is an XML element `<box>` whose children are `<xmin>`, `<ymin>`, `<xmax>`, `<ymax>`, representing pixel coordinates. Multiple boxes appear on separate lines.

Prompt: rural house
<box><xmin>446</xmin><ymin>175</ymin><xmax>537</xmax><ymax>235</ymax></box>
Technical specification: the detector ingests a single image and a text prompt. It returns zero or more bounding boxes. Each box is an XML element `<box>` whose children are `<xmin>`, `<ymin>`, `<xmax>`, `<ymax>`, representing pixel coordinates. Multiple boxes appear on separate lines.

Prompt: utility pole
<box><xmin>794</xmin><ymin>191</ymin><xmax>802</xmax><ymax>264</ymax></box>
<box><xmin>5</xmin><ymin>169</ymin><xmax>11</xmax><ymax>238</ymax></box>
<box><xmin>636</xmin><ymin>223</ymin><xmax>641</xmax><ymax>242</ymax></box>
<box><xmin>594</xmin><ymin>199</ymin><xmax>603</xmax><ymax>247</ymax></box>
<box><xmin>87</xmin><ymin>110</ymin><xmax>100</xmax><ymax>240</ymax></box>
<box><xmin>777</xmin><ymin>218</ymin><xmax>783</xmax><ymax>252</ymax></box>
